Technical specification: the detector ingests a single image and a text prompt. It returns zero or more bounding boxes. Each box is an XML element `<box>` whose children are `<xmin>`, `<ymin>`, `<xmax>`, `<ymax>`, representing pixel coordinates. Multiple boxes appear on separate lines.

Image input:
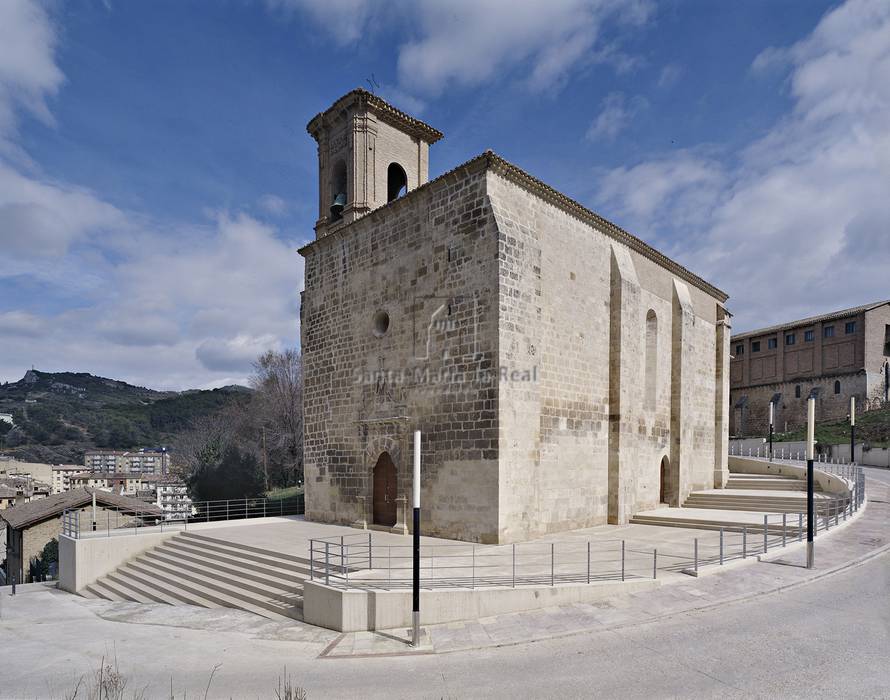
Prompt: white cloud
<box><xmin>0</xmin><ymin>311</ymin><xmax>46</xmax><ymax>338</ymax></box>
<box><xmin>264</xmin><ymin>0</ymin><xmax>371</xmax><ymax>45</ymax></box>
<box><xmin>0</xmin><ymin>3</ymin><xmax>305</xmax><ymax>390</ymax></box>
<box><xmin>592</xmin><ymin>0</ymin><xmax>890</xmax><ymax>331</ymax></box>
<box><xmin>657</xmin><ymin>63</ymin><xmax>682</xmax><ymax>88</ymax></box>
<box><xmin>264</xmin><ymin>0</ymin><xmax>653</xmax><ymax>97</ymax></box>
<box><xmin>0</xmin><ymin>208</ymin><xmax>303</xmax><ymax>389</ymax></box>
<box><xmin>0</xmin><ymin>161</ymin><xmax>124</xmax><ymax>258</ymax></box>
<box><xmin>258</xmin><ymin>194</ymin><xmax>289</xmax><ymax>216</ymax></box>
<box><xmin>397</xmin><ymin>0</ymin><xmax>654</xmax><ymax>96</ymax></box>
<box><xmin>585</xmin><ymin>92</ymin><xmax>648</xmax><ymax>142</ymax></box>
<box><xmin>0</xmin><ymin>0</ymin><xmax>64</xmax><ymax>158</ymax></box>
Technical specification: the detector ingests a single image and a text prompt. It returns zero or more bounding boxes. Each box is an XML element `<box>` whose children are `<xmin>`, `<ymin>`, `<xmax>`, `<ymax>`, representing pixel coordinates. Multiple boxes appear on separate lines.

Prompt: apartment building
<box><xmin>51</xmin><ymin>464</ymin><xmax>85</xmax><ymax>494</ymax></box>
<box><xmin>155</xmin><ymin>478</ymin><xmax>192</xmax><ymax>521</ymax></box>
<box><xmin>83</xmin><ymin>448</ymin><xmax>170</xmax><ymax>476</ymax></box>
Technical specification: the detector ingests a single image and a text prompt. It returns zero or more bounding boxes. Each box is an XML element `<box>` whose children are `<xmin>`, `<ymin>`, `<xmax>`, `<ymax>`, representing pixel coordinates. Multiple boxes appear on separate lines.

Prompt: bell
<box><xmin>330</xmin><ymin>192</ymin><xmax>346</xmax><ymax>221</ymax></box>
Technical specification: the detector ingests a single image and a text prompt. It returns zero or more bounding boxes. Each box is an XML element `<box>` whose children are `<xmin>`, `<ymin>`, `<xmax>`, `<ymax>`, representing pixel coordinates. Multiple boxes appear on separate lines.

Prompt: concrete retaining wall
<box><xmin>727</xmin><ymin>456</ymin><xmax>850</xmax><ymax>495</ymax></box>
<box><xmin>58</xmin><ymin>531</ymin><xmax>178</xmax><ymax>593</ymax></box>
<box><xmin>303</xmin><ymin>578</ymin><xmax>659</xmax><ymax>632</ymax></box>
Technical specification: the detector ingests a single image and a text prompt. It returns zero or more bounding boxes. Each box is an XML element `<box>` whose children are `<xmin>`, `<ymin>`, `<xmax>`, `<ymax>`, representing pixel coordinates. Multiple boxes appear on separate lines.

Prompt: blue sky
<box><xmin>1</xmin><ymin>0</ymin><xmax>888</xmax><ymax>389</ymax></box>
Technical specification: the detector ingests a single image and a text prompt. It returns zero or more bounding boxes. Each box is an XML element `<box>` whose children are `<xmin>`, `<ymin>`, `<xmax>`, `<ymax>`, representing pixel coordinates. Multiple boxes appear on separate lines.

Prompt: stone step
<box><xmin>105</xmin><ymin>569</ymin><xmax>193</xmax><ymax>605</ymax></box>
<box><xmin>158</xmin><ymin>538</ymin><xmax>311</xmax><ymax>584</ymax></box>
<box><xmin>125</xmin><ymin>558</ymin><xmax>302</xmax><ymax>620</ymax></box>
<box><xmin>112</xmin><ymin>562</ymin><xmax>224</xmax><ymax>609</ymax></box>
<box><xmin>683</xmin><ymin>501</ymin><xmax>830</xmax><ymax>514</ymax></box>
<box><xmin>629</xmin><ymin>514</ymin><xmax>801</xmax><ymax>534</ymax></box>
<box><xmin>144</xmin><ymin>548</ymin><xmax>304</xmax><ymax>605</ymax></box>
<box><xmin>179</xmin><ymin>531</ymin><xmax>313</xmax><ymax>567</ymax></box>
<box><xmin>726</xmin><ymin>480</ymin><xmax>820</xmax><ymax>491</ymax></box>
<box><xmin>82</xmin><ymin>579</ymin><xmax>137</xmax><ymax>603</ymax></box>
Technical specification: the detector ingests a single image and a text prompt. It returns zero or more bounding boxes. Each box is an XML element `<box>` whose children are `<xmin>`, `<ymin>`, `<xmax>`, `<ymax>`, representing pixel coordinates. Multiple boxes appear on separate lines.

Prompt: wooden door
<box><xmin>659</xmin><ymin>456</ymin><xmax>668</xmax><ymax>504</ymax></box>
<box><xmin>373</xmin><ymin>452</ymin><xmax>397</xmax><ymax>527</ymax></box>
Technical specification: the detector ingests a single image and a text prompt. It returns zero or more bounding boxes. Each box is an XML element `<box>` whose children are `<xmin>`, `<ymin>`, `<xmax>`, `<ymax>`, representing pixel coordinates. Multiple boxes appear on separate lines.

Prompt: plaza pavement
<box><xmin>0</xmin><ymin>473</ymin><xmax>886</xmax><ymax>688</ymax></box>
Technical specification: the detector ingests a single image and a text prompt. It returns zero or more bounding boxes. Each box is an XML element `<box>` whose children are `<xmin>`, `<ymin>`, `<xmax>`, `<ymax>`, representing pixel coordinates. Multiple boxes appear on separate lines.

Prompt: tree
<box><xmin>171</xmin><ymin>411</ymin><xmax>238</xmax><ymax>479</ymax></box>
<box><xmin>250</xmin><ymin>349</ymin><xmax>303</xmax><ymax>488</ymax></box>
<box><xmin>187</xmin><ymin>445</ymin><xmax>265</xmax><ymax>503</ymax></box>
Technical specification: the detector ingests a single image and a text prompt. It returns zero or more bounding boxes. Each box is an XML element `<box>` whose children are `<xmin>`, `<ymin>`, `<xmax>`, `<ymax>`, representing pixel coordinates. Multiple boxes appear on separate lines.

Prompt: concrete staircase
<box><xmin>681</xmin><ymin>489</ymin><xmax>828</xmax><ymax>514</ymax></box>
<box><xmin>629</xmin><ymin>473</ymin><xmax>846</xmax><ymax>533</ymax></box>
<box><xmin>725</xmin><ymin>473</ymin><xmax>822</xmax><ymax>492</ymax></box>
<box><xmin>79</xmin><ymin>531</ymin><xmax>309</xmax><ymax>622</ymax></box>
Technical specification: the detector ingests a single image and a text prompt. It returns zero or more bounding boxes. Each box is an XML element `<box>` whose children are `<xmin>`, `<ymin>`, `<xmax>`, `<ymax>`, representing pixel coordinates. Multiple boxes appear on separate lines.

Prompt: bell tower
<box><xmin>306</xmin><ymin>89</ymin><xmax>444</xmax><ymax>238</ymax></box>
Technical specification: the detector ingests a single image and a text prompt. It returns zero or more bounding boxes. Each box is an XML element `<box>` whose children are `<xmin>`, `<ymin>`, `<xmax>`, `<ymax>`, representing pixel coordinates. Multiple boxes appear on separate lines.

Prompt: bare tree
<box><xmin>250</xmin><ymin>349</ymin><xmax>303</xmax><ymax>487</ymax></box>
<box><xmin>170</xmin><ymin>411</ymin><xmax>238</xmax><ymax>480</ymax></box>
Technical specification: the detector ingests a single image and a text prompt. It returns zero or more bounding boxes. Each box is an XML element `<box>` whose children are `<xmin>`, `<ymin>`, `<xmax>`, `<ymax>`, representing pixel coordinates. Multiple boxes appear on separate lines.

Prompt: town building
<box><xmin>730</xmin><ymin>300</ymin><xmax>890</xmax><ymax>436</ymax></box>
<box><xmin>83</xmin><ymin>448</ymin><xmax>170</xmax><ymax>475</ymax></box>
<box><xmin>0</xmin><ymin>485</ymin><xmax>17</xmax><ymax>510</ymax></box>
<box><xmin>0</xmin><ymin>476</ymin><xmax>50</xmax><ymax>508</ymax></box>
<box><xmin>51</xmin><ymin>464</ymin><xmax>86</xmax><ymax>494</ymax></box>
<box><xmin>155</xmin><ymin>478</ymin><xmax>193</xmax><ymax>521</ymax></box>
<box><xmin>68</xmin><ymin>472</ymin><xmax>156</xmax><ymax>496</ymax></box>
<box><xmin>1</xmin><ymin>488</ymin><xmax>162</xmax><ymax>584</ymax></box>
<box><xmin>299</xmin><ymin>90</ymin><xmax>732</xmax><ymax>544</ymax></box>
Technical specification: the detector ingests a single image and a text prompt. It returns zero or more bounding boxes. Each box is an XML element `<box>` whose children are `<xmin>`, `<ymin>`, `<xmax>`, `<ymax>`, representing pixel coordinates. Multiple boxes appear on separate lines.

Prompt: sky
<box><xmin>0</xmin><ymin>0</ymin><xmax>888</xmax><ymax>390</ymax></box>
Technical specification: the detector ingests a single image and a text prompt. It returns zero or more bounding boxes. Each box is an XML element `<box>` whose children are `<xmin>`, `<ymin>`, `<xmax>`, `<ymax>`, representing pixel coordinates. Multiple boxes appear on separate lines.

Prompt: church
<box><xmin>299</xmin><ymin>89</ymin><xmax>731</xmax><ymax>544</ymax></box>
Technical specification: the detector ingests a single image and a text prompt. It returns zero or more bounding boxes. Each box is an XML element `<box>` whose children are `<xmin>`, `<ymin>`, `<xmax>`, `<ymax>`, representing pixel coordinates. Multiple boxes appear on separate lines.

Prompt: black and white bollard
<box><xmin>807</xmin><ymin>397</ymin><xmax>815</xmax><ymax>569</ymax></box>
<box><xmin>412</xmin><ymin>429</ymin><xmax>421</xmax><ymax>647</ymax></box>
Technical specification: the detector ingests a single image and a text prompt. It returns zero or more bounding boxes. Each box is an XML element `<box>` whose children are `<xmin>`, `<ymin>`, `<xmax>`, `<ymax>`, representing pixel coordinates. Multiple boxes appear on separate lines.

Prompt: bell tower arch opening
<box><xmin>306</xmin><ymin>89</ymin><xmax>444</xmax><ymax>238</ymax></box>
<box><xmin>387</xmin><ymin>162</ymin><xmax>408</xmax><ymax>201</ymax></box>
<box><xmin>330</xmin><ymin>159</ymin><xmax>347</xmax><ymax>222</ymax></box>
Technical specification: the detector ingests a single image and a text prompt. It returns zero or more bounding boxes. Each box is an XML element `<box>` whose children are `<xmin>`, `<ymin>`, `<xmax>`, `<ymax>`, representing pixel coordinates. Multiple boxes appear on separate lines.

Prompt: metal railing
<box><xmin>60</xmin><ymin>494</ymin><xmax>304</xmax><ymax>539</ymax></box>
<box><xmin>308</xmin><ymin>464</ymin><xmax>866</xmax><ymax>591</ymax></box>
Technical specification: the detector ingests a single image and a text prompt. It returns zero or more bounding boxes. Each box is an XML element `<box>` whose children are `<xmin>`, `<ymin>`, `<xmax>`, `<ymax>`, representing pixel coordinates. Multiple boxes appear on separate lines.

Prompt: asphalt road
<box><xmin>315</xmin><ymin>550</ymin><xmax>889</xmax><ymax>700</ymax></box>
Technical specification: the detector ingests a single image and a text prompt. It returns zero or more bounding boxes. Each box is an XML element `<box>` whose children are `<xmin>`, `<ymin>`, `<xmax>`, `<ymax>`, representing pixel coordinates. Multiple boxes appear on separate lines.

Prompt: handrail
<box><xmin>60</xmin><ymin>494</ymin><xmax>305</xmax><ymax>539</ymax></box>
<box><xmin>307</xmin><ymin>462</ymin><xmax>865</xmax><ymax>591</ymax></box>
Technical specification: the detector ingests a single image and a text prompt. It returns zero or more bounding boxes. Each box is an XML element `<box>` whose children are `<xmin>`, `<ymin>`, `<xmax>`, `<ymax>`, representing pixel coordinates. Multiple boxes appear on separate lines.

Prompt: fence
<box><xmin>730</xmin><ymin>442</ymin><xmax>862</xmax><ymax>468</ymax></box>
<box><xmin>60</xmin><ymin>495</ymin><xmax>305</xmax><ymax>539</ymax></box>
<box><xmin>308</xmin><ymin>463</ymin><xmax>866</xmax><ymax>591</ymax></box>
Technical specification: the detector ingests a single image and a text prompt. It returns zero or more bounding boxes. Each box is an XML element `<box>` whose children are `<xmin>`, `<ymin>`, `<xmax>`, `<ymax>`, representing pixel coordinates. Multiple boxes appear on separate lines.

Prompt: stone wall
<box><xmin>302</xmin><ymin>158</ymin><xmax>728</xmax><ymax>543</ymax></box>
<box><xmin>301</xmin><ymin>163</ymin><xmax>501</xmax><ymax>542</ymax></box>
<box><xmin>487</xmin><ymin>170</ymin><xmax>722</xmax><ymax>538</ymax></box>
<box><xmin>730</xmin><ymin>373</ymin><xmax>867</xmax><ymax>437</ymax></box>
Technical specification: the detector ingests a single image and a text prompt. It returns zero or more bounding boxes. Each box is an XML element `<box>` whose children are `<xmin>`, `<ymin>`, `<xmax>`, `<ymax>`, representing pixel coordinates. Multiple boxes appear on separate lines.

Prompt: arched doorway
<box><xmin>659</xmin><ymin>455</ymin><xmax>670</xmax><ymax>505</ymax></box>
<box><xmin>372</xmin><ymin>452</ymin><xmax>397</xmax><ymax>527</ymax></box>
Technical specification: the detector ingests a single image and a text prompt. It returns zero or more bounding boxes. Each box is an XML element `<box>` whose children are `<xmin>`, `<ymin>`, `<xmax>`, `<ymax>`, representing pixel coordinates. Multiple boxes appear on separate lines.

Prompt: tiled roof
<box><xmin>732</xmin><ymin>300</ymin><xmax>890</xmax><ymax>340</ymax></box>
<box><xmin>0</xmin><ymin>487</ymin><xmax>161</xmax><ymax>530</ymax></box>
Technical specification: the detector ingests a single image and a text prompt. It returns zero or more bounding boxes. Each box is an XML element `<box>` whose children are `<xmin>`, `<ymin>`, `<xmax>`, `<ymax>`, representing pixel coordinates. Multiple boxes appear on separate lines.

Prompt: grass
<box><xmin>265</xmin><ymin>485</ymin><xmax>304</xmax><ymax>501</ymax></box>
<box><xmin>773</xmin><ymin>405</ymin><xmax>890</xmax><ymax>448</ymax></box>
<box><xmin>62</xmin><ymin>658</ymin><xmax>307</xmax><ymax>699</ymax></box>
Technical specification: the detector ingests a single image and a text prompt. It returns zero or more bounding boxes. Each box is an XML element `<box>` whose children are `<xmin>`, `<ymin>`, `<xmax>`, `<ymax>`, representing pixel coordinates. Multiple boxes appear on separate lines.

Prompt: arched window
<box><xmin>795</xmin><ymin>385</ymin><xmax>801</xmax><ymax>398</ymax></box>
<box><xmin>645</xmin><ymin>310</ymin><xmax>657</xmax><ymax>409</ymax></box>
<box><xmin>330</xmin><ymin>159</ymin><xmax>347</xmax><ymax>222</ymax></box>
<box><xmin>834</xmin><ymin>380</ymin><xmax>841</xmax><ymax>395</ymax></box>
<box><xmin>387</xmin><ymin>163</ymin><xmax>408</xmax><ymax>202</ymax></box>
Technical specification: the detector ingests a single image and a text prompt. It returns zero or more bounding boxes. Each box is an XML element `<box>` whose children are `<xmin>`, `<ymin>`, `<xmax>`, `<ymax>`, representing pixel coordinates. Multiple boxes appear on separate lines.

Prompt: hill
<box><xmin>774</xmin><ymin>405</ymin><xmax>890</xmax><ymax>448</ymax></box>
<box><xmin>0</xmin><ymin>370</ymin><xmax>252</xmax><ymax>465</ymax></box>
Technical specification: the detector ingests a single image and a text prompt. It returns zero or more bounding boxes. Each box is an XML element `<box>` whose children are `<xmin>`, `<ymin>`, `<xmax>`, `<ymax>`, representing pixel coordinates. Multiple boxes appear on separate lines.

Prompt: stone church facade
<box><xmin>300</xmin><ymin>90</ymin><xmax>731</xmax><ymax>544</ymax></box>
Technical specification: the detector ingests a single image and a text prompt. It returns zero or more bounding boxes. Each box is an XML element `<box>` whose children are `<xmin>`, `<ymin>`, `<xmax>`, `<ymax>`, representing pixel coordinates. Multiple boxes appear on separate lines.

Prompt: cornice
<box><xmin>306</xmin><ymin>88</ymin><xmax>443</xmax><ymax>144</ymax></box>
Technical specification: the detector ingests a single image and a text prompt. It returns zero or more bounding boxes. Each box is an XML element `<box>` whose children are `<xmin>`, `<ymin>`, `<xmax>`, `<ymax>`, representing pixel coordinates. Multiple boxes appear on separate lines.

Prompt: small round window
<box><xmin>373</xmin><ymin>310</ymin><xmax>390</xmax><ymax>337</ymax></box>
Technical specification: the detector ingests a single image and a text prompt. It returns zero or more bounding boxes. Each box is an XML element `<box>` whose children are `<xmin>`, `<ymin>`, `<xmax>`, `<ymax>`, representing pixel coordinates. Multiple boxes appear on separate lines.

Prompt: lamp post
<box><xmin>411</xmin><ymin>429</ymin><xmax>421</xmax><ymax>647</ymax></box>
<box><xmin>850</xmin><ymin>396</ymin><xmax>856</xmax><ymax>465</ymax></box>
<box><xmin>768</xmin><ymin>400</ymin><xmax>774</xmax><ymax>462</ymax></box>
<box><xmin>806</xmin><ymin>397</ymin><xmax>815</xmax><ymax>569</ymax></box>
